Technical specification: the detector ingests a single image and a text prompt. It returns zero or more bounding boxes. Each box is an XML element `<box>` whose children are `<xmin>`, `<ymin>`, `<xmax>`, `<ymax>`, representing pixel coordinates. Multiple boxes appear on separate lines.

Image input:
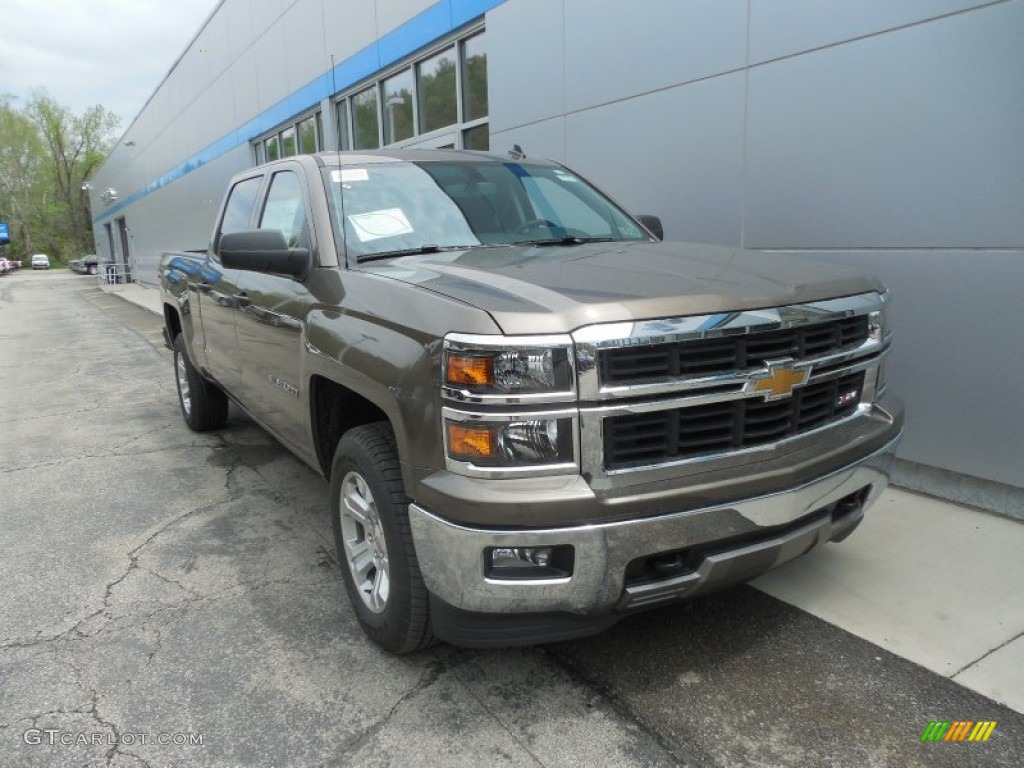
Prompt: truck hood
<box><xmin>359</xmin><ymin>241</ymin><xmax>882</xmax><ymax>335</ymax></box>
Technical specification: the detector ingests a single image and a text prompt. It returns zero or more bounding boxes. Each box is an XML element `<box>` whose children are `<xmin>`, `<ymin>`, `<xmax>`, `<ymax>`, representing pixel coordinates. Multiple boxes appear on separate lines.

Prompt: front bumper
<box><xmin>409</xmin><ymin>426</ymin><xmax>901</xmax><ymax>643</ymax></box>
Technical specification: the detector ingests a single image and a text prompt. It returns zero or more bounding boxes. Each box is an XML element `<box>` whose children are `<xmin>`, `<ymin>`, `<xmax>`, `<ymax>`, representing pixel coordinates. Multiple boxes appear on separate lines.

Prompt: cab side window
<box><xmin>217</xmin><ymin>176</ymin><xmax>263</xmax><ymax>249</ymax></box>
<box><xmin>259</xmin><ymin>171</ymin><xmax>310</xmax><ymax>249</ymax></box>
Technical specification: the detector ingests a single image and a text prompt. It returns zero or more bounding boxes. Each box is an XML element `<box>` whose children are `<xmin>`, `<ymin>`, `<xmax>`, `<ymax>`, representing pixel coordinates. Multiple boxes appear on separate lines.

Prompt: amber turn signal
<box><xmin>446</xmin><ymin>354</ymin><xmax>494</xmax><ymax>386</ymax></box>
<box><xmin>446</xmin><ymin>423</ymin><xmax>496</xmax><ymax>460</ymax></box>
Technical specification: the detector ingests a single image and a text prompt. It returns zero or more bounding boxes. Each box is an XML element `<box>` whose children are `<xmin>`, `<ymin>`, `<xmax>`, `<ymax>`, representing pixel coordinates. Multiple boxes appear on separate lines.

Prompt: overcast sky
<box><xmin>0</xmin><ymin>0</ymin><xmax>219</xmax><ymax>135</ymax></box>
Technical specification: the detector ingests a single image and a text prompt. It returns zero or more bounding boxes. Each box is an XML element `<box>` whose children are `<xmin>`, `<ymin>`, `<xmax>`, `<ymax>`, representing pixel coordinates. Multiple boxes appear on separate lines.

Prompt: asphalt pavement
<box><xmin>1</xmin><ymin>271</ymin><xmax>1020</xmax><ymax>767</ymax></box>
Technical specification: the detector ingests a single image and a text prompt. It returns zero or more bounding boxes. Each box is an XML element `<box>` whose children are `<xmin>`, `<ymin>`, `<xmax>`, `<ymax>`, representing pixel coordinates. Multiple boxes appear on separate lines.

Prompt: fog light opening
<box><xmin>485</xmin><ymin>545</ymin><xmax>574</xmax><ymax>580</ymax></box>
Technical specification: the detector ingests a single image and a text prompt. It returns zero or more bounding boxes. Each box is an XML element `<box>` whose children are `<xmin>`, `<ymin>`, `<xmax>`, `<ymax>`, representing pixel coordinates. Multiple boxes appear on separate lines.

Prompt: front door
<box><xmin>195</xmin><ymin>173</ymin><xmax>265</xmax><ymax>398</ymax></box>
<box><xmin>235</xmin><ymin>168</ymin><xmax>316</xmax><ymax>456</ymax></box>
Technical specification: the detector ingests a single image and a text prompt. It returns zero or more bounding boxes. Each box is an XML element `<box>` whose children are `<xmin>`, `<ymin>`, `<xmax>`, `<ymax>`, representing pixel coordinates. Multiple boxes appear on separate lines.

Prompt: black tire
<box><xmin>87</xmin><ymin>265</ymin><xmax>98</xmax><ymax>275</ymax></box>
<box><xmin>172</xmin><ymin>333</ymin><xmax>228</xmax><ymax>432</ymax></box>
<box><xmin>330</xmin><ymin>423</ymin><xmax>434</xmax><ymax>654</ymax></box>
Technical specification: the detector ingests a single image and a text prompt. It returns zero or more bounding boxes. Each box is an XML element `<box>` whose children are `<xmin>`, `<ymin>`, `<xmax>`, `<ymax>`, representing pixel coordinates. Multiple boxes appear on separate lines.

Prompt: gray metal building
<box><xmin>89</xmin><ymin>0</ymin><xmax>1024</xmax><ymax>515</ymax></box>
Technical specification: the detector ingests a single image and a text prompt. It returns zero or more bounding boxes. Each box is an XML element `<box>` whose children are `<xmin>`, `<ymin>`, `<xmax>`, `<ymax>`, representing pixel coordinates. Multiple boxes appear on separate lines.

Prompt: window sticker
<box><xmin>331</xmin><ymin>168</ymin><xmax>369</xmax><ymax>183</ymax></box>
<box><xmin>348</xmin><ymin>208</ymin><xmax>414</xmax><ymax>242</ymax></box>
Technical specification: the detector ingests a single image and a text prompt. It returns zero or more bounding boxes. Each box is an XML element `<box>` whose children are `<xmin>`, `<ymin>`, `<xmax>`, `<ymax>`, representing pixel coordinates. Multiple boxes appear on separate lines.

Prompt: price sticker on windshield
<box><xmin>332</xmin><ymin>169</ymin><xmax>369</xmax><ymax>183</ymax></box>
<box><xmin>348</xmin><ymin>208</ymin><xmax>414</xmax><ymax>242</ymax></box>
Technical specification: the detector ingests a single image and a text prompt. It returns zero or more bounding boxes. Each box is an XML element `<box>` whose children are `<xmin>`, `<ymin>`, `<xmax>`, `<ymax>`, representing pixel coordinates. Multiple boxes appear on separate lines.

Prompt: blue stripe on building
<box><xmin>93</xmin><ymin>0</ymin><xmax>505</xmax><ymax>225</ymax></box>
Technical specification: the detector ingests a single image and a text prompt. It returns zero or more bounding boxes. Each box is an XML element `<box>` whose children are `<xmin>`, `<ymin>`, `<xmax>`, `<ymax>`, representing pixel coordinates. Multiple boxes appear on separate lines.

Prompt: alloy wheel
<box><xmin>339</xmin><ymin>471</ymin><xmax>391</xmax><ymax>614</ymax></box>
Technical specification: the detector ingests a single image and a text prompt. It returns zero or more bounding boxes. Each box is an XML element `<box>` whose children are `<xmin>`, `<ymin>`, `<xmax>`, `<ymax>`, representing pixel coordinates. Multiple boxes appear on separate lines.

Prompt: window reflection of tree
<box><xmin>353</xmin><ymin>89</ymin><xmax>379</xmax><ymax>149</ymax></box>
<box><xmin>463</xmin><ymin>47</ymin><xmax>487</xmax><ymax>121</ymax></box>
<box><xmin>420</xmin><ymin>54</ymin><xmax>457</xmax><ymax>133</ymax></box>
<box><xmin>385</xmin><ymin>89</ymin><xmax>414</xmax><ymax>143</ymax></box>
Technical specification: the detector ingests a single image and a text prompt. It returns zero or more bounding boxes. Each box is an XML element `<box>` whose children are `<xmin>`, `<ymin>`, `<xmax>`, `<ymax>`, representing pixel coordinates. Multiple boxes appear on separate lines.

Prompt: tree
<box><xmin>0</xmin><ymin>96</ymin><xmax>47</xmax><ymax>258</ymax></box>
<box><xmin>25</xmin><ymin>93</ymin><xmax>119</xmax><ymax>262</ymax></box>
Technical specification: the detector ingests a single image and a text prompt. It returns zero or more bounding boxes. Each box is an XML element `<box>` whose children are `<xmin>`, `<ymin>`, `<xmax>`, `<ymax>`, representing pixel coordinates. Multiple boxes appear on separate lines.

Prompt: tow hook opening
<box><xmin>833</xmin><ymin>485</ymin><xmax>871</xmax><ymax>524</ymax></box>
<box><xmin>828</xmin><ymin>485</ymin><xmax>871</xmax><ymax>542</ymax></box>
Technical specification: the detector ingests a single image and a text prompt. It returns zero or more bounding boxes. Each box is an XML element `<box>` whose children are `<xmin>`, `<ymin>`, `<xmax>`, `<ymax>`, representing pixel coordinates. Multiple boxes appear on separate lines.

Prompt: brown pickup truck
<box><xmin>159</xmin><ymin>149</ymin><xmax>903</xmax><ymax>653</ymax></box>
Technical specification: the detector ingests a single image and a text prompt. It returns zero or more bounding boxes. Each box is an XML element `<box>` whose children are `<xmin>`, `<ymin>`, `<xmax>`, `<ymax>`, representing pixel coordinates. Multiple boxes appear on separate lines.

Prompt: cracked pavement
<box><xmin>1</xmin><ymin>272</ymin><xmax>1020</xmax><ymax>767</ymax></box>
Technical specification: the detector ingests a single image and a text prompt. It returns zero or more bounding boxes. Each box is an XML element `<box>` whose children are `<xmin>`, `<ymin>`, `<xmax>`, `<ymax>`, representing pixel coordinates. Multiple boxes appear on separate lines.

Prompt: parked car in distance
<box><xmin>70</xmin><ymin>255</ymin><xmax>100</xmax><ymax>275</ymax></box>
<box><xmin>31</xmin><ymin>254</ymin><xmax>51</xmax><ymax>270</ymax></box>
<box><xmin>0</xmin><ymin>257</ymin><xmax>11</xmax><ymax>275</ymax></box>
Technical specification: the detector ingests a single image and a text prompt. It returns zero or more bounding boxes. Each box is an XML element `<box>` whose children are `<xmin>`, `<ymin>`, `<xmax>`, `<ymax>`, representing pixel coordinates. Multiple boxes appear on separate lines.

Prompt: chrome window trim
<box><xmin>442</xmin><ymin>405</ymin><xmax>580</xmax><ymax>479</ymax></box>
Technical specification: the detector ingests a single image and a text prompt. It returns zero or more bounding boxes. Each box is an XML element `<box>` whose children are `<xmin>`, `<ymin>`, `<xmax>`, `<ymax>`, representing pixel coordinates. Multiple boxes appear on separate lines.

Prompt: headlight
<box><xmin>868</xmin><ymin>291</ymin><xmax>891</xmax><ymax>398</ymax></box>
<box><xmin>442</xmin><ymin>334</ymin><xmax>578</xmax><ymax>476</ymax></box>
<box><xmin>442</xmin><ymin>411</ymin><xmax>578</xmax><ymax>476</ymax></box>
<box><xmin>446</xmin><ymin>417</ymin><xmax>574</xmax><ymax>466</ymax></box>
<box><xmin>443</xmin><ymin>334</ymin><xmax>575</xmax><ymax>401</ymax></box>
<box><xmin>868</xmin><ymin>290</ymin><xmax>890</xmax><ymax>343</ymax></box>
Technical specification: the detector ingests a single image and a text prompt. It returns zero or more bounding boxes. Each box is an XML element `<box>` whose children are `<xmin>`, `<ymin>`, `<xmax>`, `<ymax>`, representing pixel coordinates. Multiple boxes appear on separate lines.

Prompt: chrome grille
<box><xmin>600</xmin><ymin>316</ymin><xmax>869</xmax><ymax>385</ymax></box>
<box><xmin>603</xmin><ymin>371</ymin><xmax>866</xmax><ymax>470</ymax></box>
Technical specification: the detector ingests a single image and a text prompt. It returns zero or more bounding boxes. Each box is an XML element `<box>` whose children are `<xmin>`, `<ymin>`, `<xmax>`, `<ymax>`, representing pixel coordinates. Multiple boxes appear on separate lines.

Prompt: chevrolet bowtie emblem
<box><xmin>752</xmin><ymin>361</ymin><xmax>810</xmax><ymax>400</ymax></box>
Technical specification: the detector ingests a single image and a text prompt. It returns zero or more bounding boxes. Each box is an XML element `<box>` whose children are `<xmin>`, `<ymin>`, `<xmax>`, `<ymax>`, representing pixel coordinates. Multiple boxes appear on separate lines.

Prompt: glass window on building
<box><xmin>297</xmin><ymin>116</ymin><xmax>317</xmax><ymax>154</ymax></box>
<box><xmin>330</xmin><ymin>27</ymin><xmax>486</xmax><ymax>152</ymax></box>
<box><xmin>463</xmin><ymin>124</ymin><xmax>488</xmax><ymax>151</ymax></box>
<box><xmin>254</xmin><ymin>141</ymin><xmax>265</xmax><ymax>165</ymax></box>
<box><xmin>352</xmin><ymin>87</ymin><xmax>380</xmax><ymax>150</ymax></box>
<box><xmin>462</xmin><ymin>32</ymin><xmax>487</xmax><ymax>122</ymax></box>
<box><xmin>382</xmin><ymin>69</ymin><xmax>414</xmax><ymax>144</ymax></box>
<box><xmin>265</xmin><ymin>135</ymin><xmax>280</xmax><ymax>161</ymax></box>
<box><xmin>280</xmin><ymin>125</ymin><xmax>297</xmax><ymax>157</ymax></box>
<box><xmin>417</xmin><ymin>47</ymin><xmax>457</xmax><ymax>134</ymax></box>
<box><xmin>336</xmin><ymin>100</ymin><xmax>350</xmax><ymax>150</ymax></box>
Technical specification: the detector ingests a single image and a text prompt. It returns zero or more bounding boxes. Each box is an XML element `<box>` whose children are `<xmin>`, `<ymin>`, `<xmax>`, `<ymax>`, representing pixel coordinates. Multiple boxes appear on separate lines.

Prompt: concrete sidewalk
<box><xmin>99</xmin><ymin>279</ymin><xmax>163</xmax><ymax>315</ymax></box>
<box><xmin>100</xmin><ymin>279</ymin><xmax>1024</xmax><ymax>715</ymax></box>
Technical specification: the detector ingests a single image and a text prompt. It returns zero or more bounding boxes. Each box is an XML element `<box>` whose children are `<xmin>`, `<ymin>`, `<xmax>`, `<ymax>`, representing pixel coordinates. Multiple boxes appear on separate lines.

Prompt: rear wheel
<box><xmin>330</xmin><ymin>423</ymin><xmax>434</xmax><ymax>654</ymax></box>
<box><xmin>172</xmin><ymin>334</ymin><xmax>228</xmax><ymax>431</ymax></box>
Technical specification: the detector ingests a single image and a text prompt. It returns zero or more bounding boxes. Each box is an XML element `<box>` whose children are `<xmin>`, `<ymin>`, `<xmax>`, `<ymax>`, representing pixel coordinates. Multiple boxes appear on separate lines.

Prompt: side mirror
<box><xmin>637</xmin><ymin>215</ymin><xmax>664</xmax><ymax>241</ymax></box>
<box><xmin>218</xmin><ymin>229</ymin><xmax>310</xmax><ymax>277</ymax></box>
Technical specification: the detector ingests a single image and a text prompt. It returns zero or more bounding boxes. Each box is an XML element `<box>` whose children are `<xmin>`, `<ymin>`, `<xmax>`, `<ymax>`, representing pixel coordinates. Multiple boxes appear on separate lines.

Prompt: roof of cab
<box><xmin>311</xmin><ymin>148</ymin><xmax>556</xmax><ymax>167</ymax></box>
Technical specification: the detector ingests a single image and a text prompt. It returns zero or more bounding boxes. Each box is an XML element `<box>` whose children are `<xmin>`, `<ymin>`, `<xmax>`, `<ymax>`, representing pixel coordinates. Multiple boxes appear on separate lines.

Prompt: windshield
<box><xmin>321</xmin><ymin>159</ymin><xmax>648</xmax><ymax>261</ymax></box>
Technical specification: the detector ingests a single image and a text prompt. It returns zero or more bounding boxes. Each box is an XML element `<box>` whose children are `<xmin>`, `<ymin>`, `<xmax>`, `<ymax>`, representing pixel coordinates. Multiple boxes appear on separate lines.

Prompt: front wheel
<box><xmin>330</xmin><ymin>423</ymin><xmax>434</xmax><ymax>654</ymax></box>
<box><xmin>172</xmin><ymin>334</ymin><xmax>228</xmax><ymax>432</ymax></box>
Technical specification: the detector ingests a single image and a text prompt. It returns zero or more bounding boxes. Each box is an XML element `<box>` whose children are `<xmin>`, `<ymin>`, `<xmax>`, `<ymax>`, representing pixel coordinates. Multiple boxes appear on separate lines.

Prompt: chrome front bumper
<box><xmin>409</xmin><ymin>431</ymin><xmax>901</xmax><ymax>617</ymax></box>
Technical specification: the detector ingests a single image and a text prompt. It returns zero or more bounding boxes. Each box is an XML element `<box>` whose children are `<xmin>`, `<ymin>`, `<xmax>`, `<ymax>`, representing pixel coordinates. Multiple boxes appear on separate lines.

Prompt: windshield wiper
<box><xmin>356</xmin><ymin>245</ymin><xmax>442</xmax><ymax>263</ymax></box>
<box><xmin>519</xmin><ymin>236</ymin><xmax>617</xmax><ymax>247</ymax></box>
<box><xmin>357</xmin><ymin>244</ymin><xmax>512</xmax><ymax>263</ymax></box>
